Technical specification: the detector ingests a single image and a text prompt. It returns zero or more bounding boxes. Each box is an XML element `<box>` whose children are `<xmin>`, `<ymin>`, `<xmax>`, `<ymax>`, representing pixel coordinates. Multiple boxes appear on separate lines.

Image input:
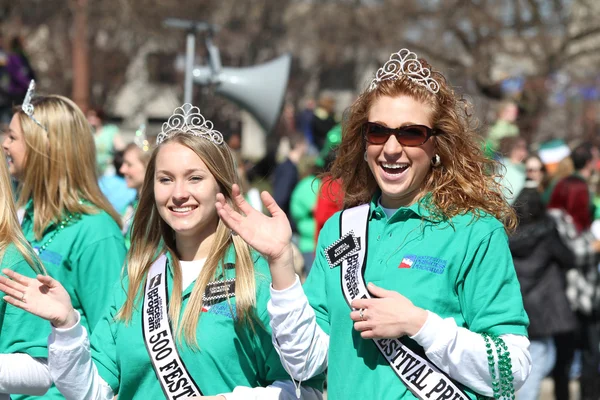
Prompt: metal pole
<box><xmin>184</xmin><ymin>31</ymin><xmax>196</xmax><ymax>104</ymax></box>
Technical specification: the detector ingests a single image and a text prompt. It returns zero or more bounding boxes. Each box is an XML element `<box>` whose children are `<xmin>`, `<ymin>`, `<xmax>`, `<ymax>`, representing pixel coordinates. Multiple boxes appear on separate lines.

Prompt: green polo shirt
<box><xmin>91</xmin><ymin>250</ymin><xmax>324</xmax><ymax>398</ymax></box>
<box><xmin>20</xmin><ymin>200</ymin><xmax>126</xmax><ymax>335</ymax></box>
<box><xmin>0</xmin><ymin>244</ymin><xmax>55</xmax><ymax>400</ymax></box>
<box><xmin>304</xmin><ymin>195</ymin><xmax>528</xmax><ymax>400</ymax></box>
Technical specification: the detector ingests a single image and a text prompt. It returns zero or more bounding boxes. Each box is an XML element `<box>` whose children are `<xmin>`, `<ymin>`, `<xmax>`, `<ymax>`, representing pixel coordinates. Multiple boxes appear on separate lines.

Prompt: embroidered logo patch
<box><xmin>398</xmin><ymin>255</ymin><xmax>447</xmax><ymax>274</ymax></box>
<box><xmin>324</xmin><ymin>231</ymin><xmax>360</xmax><ymax>268</ymax></box>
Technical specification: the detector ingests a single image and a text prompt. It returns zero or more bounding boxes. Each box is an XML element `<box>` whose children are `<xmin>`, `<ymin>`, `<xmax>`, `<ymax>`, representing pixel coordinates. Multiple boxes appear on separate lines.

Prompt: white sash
<box><xmin>142</xmin><ymin>255</ymin><xmax>203</xmax><ymax>399</ymax></box>
<box><xmin>340</xmin><ymin>205</ymin><xmax>470</xmax><ymax>400</ymax></box>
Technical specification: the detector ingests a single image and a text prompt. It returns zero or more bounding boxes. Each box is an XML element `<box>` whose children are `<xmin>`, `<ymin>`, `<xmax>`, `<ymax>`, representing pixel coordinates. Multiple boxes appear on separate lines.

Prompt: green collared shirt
<box><xmin>20</xmin><ymin>198</ymin><xmax>126</xmax><ymax>334</ymax></box>
<box><xmin>91</xmin><ymin>249</ymin><xmax>324</xmax><ymax>398</ymax></box>
<box><xmin>304</xmin><ymin>194</ymin><xmax>528</xmax><ymax>400</ymax></box>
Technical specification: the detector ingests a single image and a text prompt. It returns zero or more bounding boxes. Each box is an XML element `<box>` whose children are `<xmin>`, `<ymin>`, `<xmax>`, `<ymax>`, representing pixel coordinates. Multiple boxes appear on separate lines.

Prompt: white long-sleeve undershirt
<box><xmin>268</xmin><ymin>276</ymin><xmax>532</xmax><ymax>397</ymax></box>
<box><xmin>0</xmin><ymin>353</ymin><xmax>52</xmax><ymax>398</ymax></box>
<box><xmin>48</xmin><ymin>312</ymin><xmax>322</xmax><ymax>400</ymax></box>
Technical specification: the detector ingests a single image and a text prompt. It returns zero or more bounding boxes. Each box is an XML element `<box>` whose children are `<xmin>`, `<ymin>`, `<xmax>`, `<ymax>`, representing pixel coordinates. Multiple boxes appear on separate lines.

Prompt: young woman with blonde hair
<box><xmin>0</xmin><ymin>104</ymin><xmax>323</xmax><ymax>399</ymax></box>
<box><xmin>1</xmin><ymin>82</ymin><xmax>126</xmax><ymax>399</ymax></box>
<box><xmin>0</xmin><ymin>150</ymin><xmax>52</xmax><ymax>400</ymax></box>
<box><xmin>217</xmin><ymin>49</ymin><xmax>532</xmax><ymax>399</ymax></box>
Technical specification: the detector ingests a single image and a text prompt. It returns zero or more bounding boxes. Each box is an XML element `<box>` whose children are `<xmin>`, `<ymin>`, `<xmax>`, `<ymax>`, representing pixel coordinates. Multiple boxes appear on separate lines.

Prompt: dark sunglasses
<box><xmin>363</xmin><ymin>122</ymin><xmax>439</xmax><ymax>146</ymax></box>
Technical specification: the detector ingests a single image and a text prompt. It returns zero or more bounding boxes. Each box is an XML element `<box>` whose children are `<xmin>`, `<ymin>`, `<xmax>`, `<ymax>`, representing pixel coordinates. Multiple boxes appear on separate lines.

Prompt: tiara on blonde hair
<box><xmin>369</xmin><ymin>49</ymin><xmax>440</xmax><ymax>94</ymax></box>
<box><xmin>156</xmin><ymin>103</ymin><xmax>223</xmax><ymax>145</ymax></box>
<box><xmin>22</xmin><ymin>80</ymin><xmax>47</xmax><ymax>131</ymax></box>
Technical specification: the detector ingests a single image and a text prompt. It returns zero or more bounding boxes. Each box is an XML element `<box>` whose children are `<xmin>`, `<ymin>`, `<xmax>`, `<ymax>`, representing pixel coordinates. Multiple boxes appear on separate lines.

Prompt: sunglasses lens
<box><xmin>364</xmin><ymin>123</ymin><xmax>432</xmax><ymax>146</ymax></box>
<box><xmin>397</xmin><ymin>126</ymin><xmax>428</xmax><ymax>146</ymax></box>
<box><xmin>365</xmin><ymin>123</ymin><xmax>391</xmax><ymax>145</ymax></box>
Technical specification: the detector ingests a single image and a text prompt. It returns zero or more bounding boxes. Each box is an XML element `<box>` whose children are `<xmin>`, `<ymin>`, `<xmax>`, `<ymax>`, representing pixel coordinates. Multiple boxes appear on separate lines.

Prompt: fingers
<box><xmin>367</xmin><ymin>282</ymin><xmax>394</xmax><ymax>298</ymax></box>
<box><xmin>260</xmin><ymin>191</ymin><xmax>284</xmax><ymax>217</ymax></box>
<box><xmin>216</xmin><ymin>196</ymin><xmax>244</xmax><ymax>229</ymax></box>
<box><xmin>350</xmin><ymin>309</ymin><xmax>369</xmax><ymax>322</ymax></box>
<box><xmin>0</xmin><ymin>274</ymin><xmax>26</xmax><ymax>294</ymax></box>
<box><xmin>37</xmin><ymin>274</ymin><xmax>57</xmax><ymax>287</ymax></box>
<box><xmin>353</xmin><ymin>321</ymin><xmax>371</xmax><ymax>332</ymax></box>
<box><xmin>3</xmin><ymin>295</ymin><xmax>27</xmax><ymax>310</ymax></box>
<box><xmin>230</xmin><ymin>184</ymin><xmax>254</xmax><ymax>216</ymax></box>
<box><xmin>0</xmin><ymin>278</ymin><xmax>25</xmax><ymax>301</ymax></box>
<box><xmin>351</xmin><ymin>299</ymin><xmax>371</xmax><ymax>310</ymax></box>
<box><xmin>2</xmin><ymin>268</ymin><xmax>32</xmax><ymax>286</ymax></box>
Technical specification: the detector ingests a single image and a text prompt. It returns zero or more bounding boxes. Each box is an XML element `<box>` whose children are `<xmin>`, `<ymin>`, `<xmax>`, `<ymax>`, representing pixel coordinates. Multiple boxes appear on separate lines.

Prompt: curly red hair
<box><xmin>327</xmin><ymin>58</ymin><xmax>516</xmax><ymax>231</ymax></box>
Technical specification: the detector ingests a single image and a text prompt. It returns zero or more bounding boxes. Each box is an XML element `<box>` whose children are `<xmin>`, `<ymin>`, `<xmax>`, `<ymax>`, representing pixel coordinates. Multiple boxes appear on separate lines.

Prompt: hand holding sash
<box><xmin>0</xmin><ymin>268</ymin><xmax>78</xmax><ymax>329</ymax></box>
<box><xmin>215</xmin><ymin>184</ymin><xmax>296</xmax><ymax>289</ymax></box>
<box><xmin>350</xmin><ymin>283</ymin><xmax>428</xmax><ymax>339</ymax></box>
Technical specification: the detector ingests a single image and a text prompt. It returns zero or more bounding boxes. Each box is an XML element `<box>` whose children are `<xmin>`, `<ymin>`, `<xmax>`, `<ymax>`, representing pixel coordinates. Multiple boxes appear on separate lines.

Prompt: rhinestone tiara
<box><xmin>22</xmin><ymin>80</ymin><xmax>47</xmax><ymax>131</ymax></box>
<box><xmin>368</xmin><ymin>48</ymin><xmax>440</xmax><ymax>94</ymax></box>
<box><xmin>156</xmin><ymin>103</ymin><xmax>224</xmax><ymax>145</ymax></box>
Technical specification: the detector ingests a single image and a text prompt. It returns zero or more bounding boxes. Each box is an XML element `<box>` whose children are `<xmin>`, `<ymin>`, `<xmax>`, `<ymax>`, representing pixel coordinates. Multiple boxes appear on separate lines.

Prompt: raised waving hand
<box><xmin>0</xmin><ymin>269</ymin><xmax>77</xmax><ymax>329</ymax></box>
<box><xmin>215</xmin><ymin>184</ymin><xmax>296</xmax><ymax>289</ymax></box>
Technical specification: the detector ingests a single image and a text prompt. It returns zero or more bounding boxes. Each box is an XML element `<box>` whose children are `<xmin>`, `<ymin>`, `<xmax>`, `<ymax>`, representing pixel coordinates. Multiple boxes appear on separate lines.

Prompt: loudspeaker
<box><xmin>194</xmin><ymin>53</ymin><xmax>291</xmax><ymax>134</ymax></box>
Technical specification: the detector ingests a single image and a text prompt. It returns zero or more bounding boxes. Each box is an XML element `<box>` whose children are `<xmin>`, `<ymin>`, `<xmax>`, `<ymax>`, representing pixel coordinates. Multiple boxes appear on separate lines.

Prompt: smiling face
<box><xmin>2</xmin><ymin>114</ymin><xmax>28</xmax><ymax>179</ymax></box>
<box><xmin>154</xmin><ymin>142</ymin><xmax>221</xmax><ymax>241</ymax></box>
<box><xmin>365</xmin><ymin>95</ymin><xmax>435</xmax><ymax>208</ymax></box>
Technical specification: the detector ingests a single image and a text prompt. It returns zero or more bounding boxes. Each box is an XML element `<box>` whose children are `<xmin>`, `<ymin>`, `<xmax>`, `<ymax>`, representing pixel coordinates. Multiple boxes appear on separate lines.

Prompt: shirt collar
<box><xmin>368</xmin><ymin>191</ymin><xmax>440</xmax><ymax>222</ymax></box>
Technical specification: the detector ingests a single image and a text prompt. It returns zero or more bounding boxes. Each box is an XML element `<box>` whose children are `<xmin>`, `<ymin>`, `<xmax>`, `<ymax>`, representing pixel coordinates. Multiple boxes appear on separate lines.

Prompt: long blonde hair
<box><xmin>0</xmin><ymin>151</ymin><xmax>44</xmax><ymax>273</ymax></box>
<box><xmin>14</xmin><ymin>95</ymin><xmax>121</xmax><ymax>240</ymax></box>
<box><xmin>329</xmin><ymin>59</ymin><xmax>517</xmax><ymax>231</ymax></box>
<box><xmin>118</xmin><ymin>133</ymin><xmax>257</xmax><ymax>346</ymax></box>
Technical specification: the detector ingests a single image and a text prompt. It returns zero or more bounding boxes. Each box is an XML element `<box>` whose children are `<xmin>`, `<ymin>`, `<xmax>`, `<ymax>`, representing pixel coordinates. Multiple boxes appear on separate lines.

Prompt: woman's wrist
<box><xmin>405</xmin><ymin>306</ymin><xmax>428</xmax><ymax>337</ymax></box>
<box><xmin>52</xmin><ymin>308</ymin><xmax>78</xmax><ymax>329</ymax></box>
<box><xmin>268</xmin><ymin>245</ymin><xmax>297</xmax><ymax>290</ymax></box>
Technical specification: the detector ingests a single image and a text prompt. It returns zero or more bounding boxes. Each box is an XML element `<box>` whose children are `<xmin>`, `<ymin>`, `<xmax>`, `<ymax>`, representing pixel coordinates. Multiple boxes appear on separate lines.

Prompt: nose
<box><xmin>382</xmin><ymin>134</ymin><xmax>404</xmax><ymax>157</ymax></box>
<box><xmin>119</xmin><ymin>164</ymin><xmax>127</xmax><ymax>175</ymax></box>
<box><xmin>172</xmin><ymin>180</ymin><xmax>190</xmax><ymax>202</ymax></box>
<box><xmin>2</xmin><ymin>136</ymin><xmax>9</xmax><ymax>151</ymax></box>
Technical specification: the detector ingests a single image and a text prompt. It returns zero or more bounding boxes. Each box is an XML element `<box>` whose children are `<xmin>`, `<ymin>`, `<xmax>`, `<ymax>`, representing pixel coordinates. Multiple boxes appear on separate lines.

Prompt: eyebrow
<box><xmin>369</xmin><ymin>121</ymin><xmax>423</xmax><ymax>128</ymax></box>
<box><xmin>156</xmin><ymin>168</ymin><xmax>205</xmax><ymax>175</ymax></box>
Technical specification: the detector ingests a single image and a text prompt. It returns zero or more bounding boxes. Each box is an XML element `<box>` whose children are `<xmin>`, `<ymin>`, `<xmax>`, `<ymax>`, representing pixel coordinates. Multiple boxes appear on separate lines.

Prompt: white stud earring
<box><xmin>431</xmin><ymin>154</ymin><xmax>441</xmax><ymax>167</ymax></box>
<box><xmin>364</xmin><ymin>151</ymin><xmax>368</xmax><ymax>162</ymax></box>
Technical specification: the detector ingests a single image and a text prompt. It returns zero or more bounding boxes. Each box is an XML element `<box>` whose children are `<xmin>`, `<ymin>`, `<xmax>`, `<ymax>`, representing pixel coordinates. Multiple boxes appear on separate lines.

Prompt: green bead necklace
<box><xmin>480</xmin><ymin>333</ymin><xmax>515</xmax><ymax>400</ymax></box>
<box><xmin>35</xmin><ymin>213</ymin><xmax>79</xmax><ymax>256</ymax></box>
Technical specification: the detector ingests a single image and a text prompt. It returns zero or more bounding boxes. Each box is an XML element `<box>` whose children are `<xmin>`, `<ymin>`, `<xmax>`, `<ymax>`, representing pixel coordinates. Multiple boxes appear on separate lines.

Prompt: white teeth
<box><xmin>381</xmin><ymin>163</ymin><xmax>408</xmax><ymax>169</ymax></box>
<box><xmin>172</xmin><ymin>206</ymin><xmax>194</xmax><ymax>212</ymax></box>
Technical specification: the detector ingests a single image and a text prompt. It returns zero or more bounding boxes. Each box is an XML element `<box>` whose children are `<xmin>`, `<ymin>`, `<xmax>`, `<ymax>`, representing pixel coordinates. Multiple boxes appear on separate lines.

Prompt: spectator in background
<box><xmin>548</xmin><ymin>143</ymin><xmax>600</xmax><ymax>400</ymax></box>
<box><xmin>511</xmin><ymin>185</ymin><xmax>577</xmax><ymax>400</ymax></box>
<box><xmin>272</xmin><ymin>131</ymin><xmax>307</xmax><ymax>228</ymax></box>
<box><xmin>311</xmin><ymin>95</ymin><xmax>337</xmax><ymax>152</ymax></box>
<box><xmin>290</xmin><ymin>161</ymin><xmax>320</xmax><ymax>278</ymax></box>
<box><xmin>497</xmin><ymin>136</ymin><xmax>528</xmax><ymax>204</ymax></box>
<box><xmin>485</xmin><ymin>100</ymin><xmax>519</xmax><ymax>158</ymax></box>
<box><xmin>98</xmin><ymin>149</ymin><xmax>136</xmax><ymax>215</ymax></box>
<box><xmin>297</xmin><ymin>98</ymin><xmax>316</xmax><ymax>152</ymax></box>
<box><xmin>549</xmin><ymin>143</ymin><xmax>597</xmax><ymax>233</ymax></box>
<box><xmin>87</xmin><ymin>107</ymin><xmax>125</xmax><ymax>177</ymax></box>
<box><xmin>0</xmin><ymin>35</ymin><xmax>12</xmax><ymax>124</ymax></box>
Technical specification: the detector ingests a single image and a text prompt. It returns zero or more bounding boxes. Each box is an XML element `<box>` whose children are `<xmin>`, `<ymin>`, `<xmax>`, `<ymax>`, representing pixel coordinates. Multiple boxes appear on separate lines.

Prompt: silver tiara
<box><xmin>134</xmin><ymin>123</ymin><xmax>150</xmax><ymax>152</ymax></box>
<box><xmin>22</xmin><ymin>80</ymin><xmax>47</xmax><ymax>131</ymax></box>
<box><xmin>368</xmin><ymin>49</ymin><xmax>440</xmax><ymax>94</ymax></box>
<box><xmin>156</xmin><ymin>103</ymin><xmax>223</xmax><ymax>145</ymax></box>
